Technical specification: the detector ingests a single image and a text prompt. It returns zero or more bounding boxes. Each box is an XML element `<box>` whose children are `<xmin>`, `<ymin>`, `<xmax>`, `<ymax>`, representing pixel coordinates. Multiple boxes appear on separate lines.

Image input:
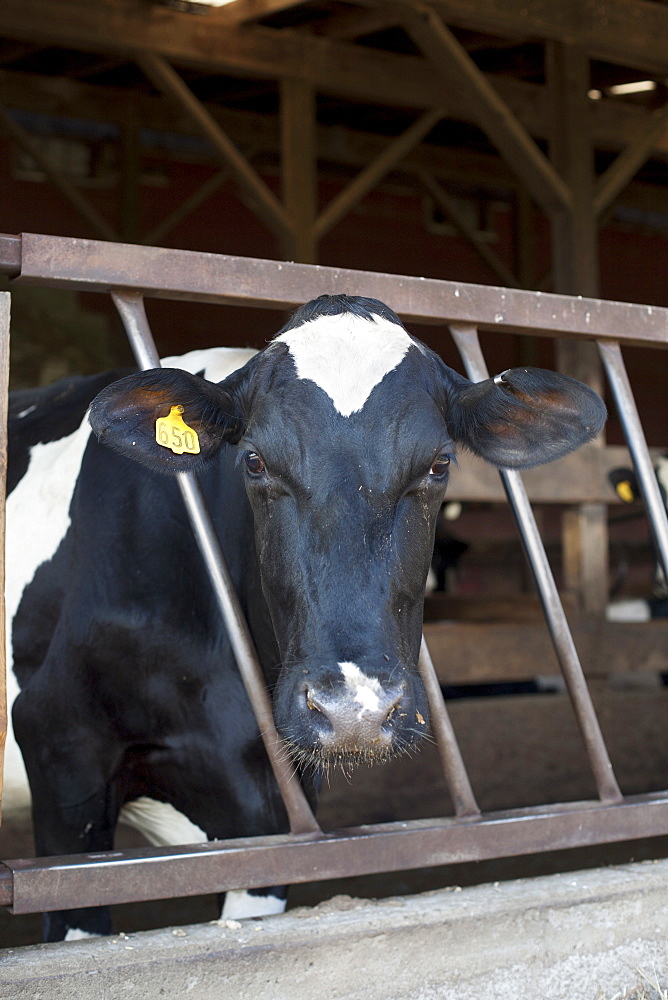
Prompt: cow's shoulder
<box><xmin>8</xmin><ymin>369</ymin><xmax>134</xmax><ymax>495</ymax></box>
<box><xmin>7</xmin><ymin>348</ymin><xmax>257</xmax><ymax>496</ymax></box>
<box><xmin>160</xmin><ymin>346</ymin><xmax>257</xmax><ymax>383</ymax></box>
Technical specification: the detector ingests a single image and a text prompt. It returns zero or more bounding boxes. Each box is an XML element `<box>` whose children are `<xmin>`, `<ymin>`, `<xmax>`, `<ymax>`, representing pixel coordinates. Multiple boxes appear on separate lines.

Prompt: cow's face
<box><xmin>90</xmin><ymin>295</ymin><xmax>606</xmax><ymax>769</ymax></box>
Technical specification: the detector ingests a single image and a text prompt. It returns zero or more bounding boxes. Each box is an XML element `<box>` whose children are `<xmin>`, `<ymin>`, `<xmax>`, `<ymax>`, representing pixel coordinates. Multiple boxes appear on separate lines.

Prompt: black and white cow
<box><xmin>5</xmin><ymin>294</ymin><xmax>606</xmax><ymax>942</ymax></box>
<box><xmin>606</xmin><ymin>457</ymin><xmax>668</xmax><ymax>622</ymax></box>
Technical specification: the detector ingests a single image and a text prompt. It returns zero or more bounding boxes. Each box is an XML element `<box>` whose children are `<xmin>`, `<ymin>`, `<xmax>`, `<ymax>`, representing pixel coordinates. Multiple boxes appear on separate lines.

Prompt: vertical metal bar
<box><xmin>0</xmin><ymin>293</ymin><xmax>10</xmax><ymax>812</ymax></box>
<box><xmin>418</xmin><ymin>639</ymin><xmax>480</xmax><ymax>817</ymax></box>
<box><xmin>598</xmin><ymin>339</ymin><xmax>668</xmax><ymax>584</ymax></box>
<box><xmin>449</xmin><ymin>322</ymin><xmax>622</xmax><ymax>804</ymax></box>
<box><xmin>111</xmin><ymin>291</ymin><xmax>320</xmax><ymax>835</ymax></box>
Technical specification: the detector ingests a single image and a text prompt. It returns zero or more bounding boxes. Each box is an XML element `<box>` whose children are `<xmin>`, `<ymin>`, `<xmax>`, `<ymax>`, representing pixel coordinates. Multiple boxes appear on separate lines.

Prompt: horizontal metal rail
<box><xmin>3</xmin><ymin>793</ymin><xmax>668</xmax><ymax>914</ymax></box>
<box><xmin>0</xmin><ymin>233</ymin><xmax>664</xmax><ymax>347</ymax></box>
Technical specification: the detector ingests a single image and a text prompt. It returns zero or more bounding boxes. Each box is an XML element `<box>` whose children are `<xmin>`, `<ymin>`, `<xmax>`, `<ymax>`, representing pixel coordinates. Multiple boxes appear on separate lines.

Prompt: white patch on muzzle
<box><xmin>338</xmin><ymin>661</ymin><xmax>383</xmax><ymax>714</ymax></box>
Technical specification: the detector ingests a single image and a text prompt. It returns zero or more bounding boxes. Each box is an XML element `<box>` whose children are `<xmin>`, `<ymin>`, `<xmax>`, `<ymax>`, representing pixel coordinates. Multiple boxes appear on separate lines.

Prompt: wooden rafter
<box><xmin>314</xmin><ymin>108</ymin><xmax>444</xmax><ymax>240</ymax></box>
<box><xmin>1</xmin><ymin>0</ymin><xmax>668</xmax><ymax>113</ymax></box>
<box><xmin>594</xmin><ymin>101</ymin><xmax>668</xmax><ymax>216</ymax></box>
<box><xmin>357</xmin><ymin>0</ymin><xmax>668</xmax><ymax>76</ymax></box>
<box><xmin>136</xmin><ymin>51</ymin><xmax>292</xmax><ymax>239</ymax></box>
<box><xmin>280</xmin><ymin>77</ymin><xmax>317</xmax><ymax>262</ymax></box>
<box><xmin>143</xmin><ymin>169</ymin><xmax>230</xmax><ymax>246</ymax></box>
<box><xmin>6</xmin><ymin>67</ymin><xmax>668</xmax><ymax>224</ymax></box>
<box><xmin>302</xmin><ymin>7</ymin><xmax>402</xmax><ymax>41</ymax></box>
<box><xmin>402</xmin><ymin>4</ymin><xmax>571</xmax><ymax>216</ymax></box>
<box><xmin>3</xmin><ymin>67</ymin><xmax>668</xmax><ymax>167</ymax></box>
<box><xmin>418</xmin><ymin>171</ymin><xmax>520</xmax><ymax>288</ymax></box>
<box><xmin>0</xmin><ymin>104</ymin><xmax>119</xmax><ymax>241</ymax></box>
<box><xmin>208</xmin><ymin>0</ymin><xmax>311</xmax><ymax>26</ymax></box>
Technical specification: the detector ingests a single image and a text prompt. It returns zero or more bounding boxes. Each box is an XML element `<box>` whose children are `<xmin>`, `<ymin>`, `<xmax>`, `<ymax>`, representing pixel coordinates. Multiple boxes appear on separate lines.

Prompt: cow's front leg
<box><xmin>221</xmin><ymin>886</ymin><xmax>288</xmax><ymax>920</ymax></box>
<box><xmin>12</xmin><ymin>687</ymin><xmax>122</xmax><ymax>941</ymax></box>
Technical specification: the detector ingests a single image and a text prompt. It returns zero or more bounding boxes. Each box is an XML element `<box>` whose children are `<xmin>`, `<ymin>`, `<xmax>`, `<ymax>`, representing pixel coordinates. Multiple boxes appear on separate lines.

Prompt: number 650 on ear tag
<box><xmin>155</xmin><ymin>405</ymin><xmax>200</xmax><ymax>455</ymax></box>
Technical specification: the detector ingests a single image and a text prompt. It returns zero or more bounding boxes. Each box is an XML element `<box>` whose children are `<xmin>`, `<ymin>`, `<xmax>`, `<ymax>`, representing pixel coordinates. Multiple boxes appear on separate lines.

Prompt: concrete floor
<box><xmin>2</xmin><ymin>859</ymin><xmax>668</xmax><ymax>1000</ymax></box>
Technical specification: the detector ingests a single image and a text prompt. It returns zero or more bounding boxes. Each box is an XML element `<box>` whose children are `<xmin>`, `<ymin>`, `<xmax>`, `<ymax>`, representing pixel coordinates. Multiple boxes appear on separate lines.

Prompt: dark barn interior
<box><xmin>0</xmin><ymin>0</ymin><xmax>667</xmax><ymax>948</ymax></box>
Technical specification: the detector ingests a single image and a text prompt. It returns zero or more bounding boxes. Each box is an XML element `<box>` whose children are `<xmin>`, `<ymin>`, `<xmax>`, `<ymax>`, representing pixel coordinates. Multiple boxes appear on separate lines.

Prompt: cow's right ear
<box><xmin>89</xmin><ymin>367</ymin><xmax>246</xmax><ymax>474</ymax></box>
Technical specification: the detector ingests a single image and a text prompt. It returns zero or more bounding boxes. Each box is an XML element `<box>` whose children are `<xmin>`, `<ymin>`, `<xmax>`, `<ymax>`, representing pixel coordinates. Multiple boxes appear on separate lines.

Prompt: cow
<box><xmin>5</xmin><ymin>293</ymin><xmax>606</xmax><ymax>942</ymax></box>
<box><xmin>606</xmin><ymin>457</ymin><xmax>668</xmax><ymax>622</ymax></box>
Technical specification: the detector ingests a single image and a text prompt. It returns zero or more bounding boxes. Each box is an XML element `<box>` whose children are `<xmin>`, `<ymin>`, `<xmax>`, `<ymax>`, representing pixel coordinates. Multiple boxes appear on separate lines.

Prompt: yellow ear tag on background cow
<box><xmin>155</xmin><ymin>405</ymin><xmax>200</xmax><ymax>456</ymax></box>
<box><xmin>616</xmin><ymin>480</ymin><xmax>635</xmax><ymax>503</ymax></box>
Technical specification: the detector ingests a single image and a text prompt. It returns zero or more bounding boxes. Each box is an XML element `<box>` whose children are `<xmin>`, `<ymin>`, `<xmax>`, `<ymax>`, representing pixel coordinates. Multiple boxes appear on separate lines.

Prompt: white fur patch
<box><xmin>64</xmin><ymin>928</ymin><xmax>99</xmax><ymax>941</ymax></box>
<box><xmin>221</xmin><ymin>889</ymin><xmax>286</xmax><ymax>920</ymax></box>
<box><xmin>118</xmin><ymin>797</ymin><xmax>207</xmax><ymax>847</ymax></box>
<box><xmin>605</xmin><ymin>599</ymin><xmax>651</xmax><ymax>623</ymax></box>
<box><xmin>656</xmin><ymin>455</ymin><xmax>668</xmax><ymax>500</ymax></box>
<box><xmin>339</xmin><ymin>661</ymin><xmax>383</xmax><ymax>714</ymax></box>
<box><xmin>4</xmin><ymin>347</ymin><xmax>256</xmax><ymax>819</ymax></box>
<box><xmin>160</xmin><ymin>346</ymin><xmax>256</xmax><ymax>384</ymax></box>
<box><xmin>275</xmin><ymin>313</ymin><xmax>413</xmax><ymax>417</ymax></box>
<box><xmin>5</xmin><ymin>417</ymin><xmax>94</xmax><ymax>813</ymax></box>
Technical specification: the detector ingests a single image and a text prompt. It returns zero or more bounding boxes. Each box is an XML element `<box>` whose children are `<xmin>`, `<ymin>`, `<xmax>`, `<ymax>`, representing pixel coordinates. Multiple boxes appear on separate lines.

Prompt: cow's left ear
<box><xmin>90</xmin><ymin>367</ymin><xmax>247</xmax><ymax>474</ymax></box>
<box><xmin>444</xmin><ymin>366</ymin><xmax>606</xmax><ymax>469</ymax></box>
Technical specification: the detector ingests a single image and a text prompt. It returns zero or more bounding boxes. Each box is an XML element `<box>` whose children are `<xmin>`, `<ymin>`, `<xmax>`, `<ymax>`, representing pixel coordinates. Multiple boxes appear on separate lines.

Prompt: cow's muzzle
<box><xmin>274</xmin><ymin>663</ymin><xmax>430</xmax><ymax>771</ymax></box>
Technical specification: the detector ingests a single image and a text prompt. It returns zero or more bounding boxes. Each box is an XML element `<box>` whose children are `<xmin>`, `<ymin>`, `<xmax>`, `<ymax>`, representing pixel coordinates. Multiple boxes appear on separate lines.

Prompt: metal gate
<box><xmin>0</xmin><ymin>231</ymin><xmax>667</xmax><ymax>916</ymax></box>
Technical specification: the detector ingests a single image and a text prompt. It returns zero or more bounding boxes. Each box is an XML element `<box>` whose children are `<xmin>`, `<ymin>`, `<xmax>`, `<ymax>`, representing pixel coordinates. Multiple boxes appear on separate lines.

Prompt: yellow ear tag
<box><xmin>616</xmin><ymin>480</ymin><xmax>634</xmax><ymax>503</ymax></box>
<box><xmin>155</xmin><ymin>405</ymin><xmax>200</xmax><ymax>456</ymax></box>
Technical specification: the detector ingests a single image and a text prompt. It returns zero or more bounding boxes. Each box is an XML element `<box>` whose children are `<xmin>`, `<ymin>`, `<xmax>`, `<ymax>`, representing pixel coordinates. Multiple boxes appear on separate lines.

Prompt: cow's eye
<box><xmin>430</xmin><ymin>455</ymin><xmax>450</xmax><ymax>477</ymax></box>
<box><xmin>244</xmin><ymin>451</ymin><xmax>266</xmax><ymax>476</ymax></box>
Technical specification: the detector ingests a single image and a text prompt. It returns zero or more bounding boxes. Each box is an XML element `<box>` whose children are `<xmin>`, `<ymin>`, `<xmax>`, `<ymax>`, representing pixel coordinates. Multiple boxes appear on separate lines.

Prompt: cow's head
<box><xmin>90</xmin><ymin>295</ymin><xmax>605</xmax><ymax>769</ymax></box>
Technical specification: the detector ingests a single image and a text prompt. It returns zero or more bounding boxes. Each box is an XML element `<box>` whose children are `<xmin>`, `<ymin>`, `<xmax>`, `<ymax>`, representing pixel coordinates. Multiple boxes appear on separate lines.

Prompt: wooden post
<box><xmin>280</xmin><ymin>77</ymin><xmax>317</xmax><ymax>263</ymax></box>
<box><xmin>0</xmin><ymin>292</ymin><xmax>9</xmax><ymax>815</ymax></box>
<box><xmin>120</xmin><ymin>102</ymin><xmax>141</xmax><ymax>244</ymax></box>
<box><xmin>514</xmin><ymin>188</ymin><xmax>539</xmax><ymax>367</ymax></box>
<box><xmin>547</xmin><ymin>42</ymin><xmax>608</xmax><ymax>616</ymax></box>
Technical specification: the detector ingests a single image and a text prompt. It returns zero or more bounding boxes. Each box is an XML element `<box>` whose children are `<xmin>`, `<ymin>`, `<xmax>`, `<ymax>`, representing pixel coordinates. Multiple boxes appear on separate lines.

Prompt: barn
<box><xmin>0</xmin><ymin>2</ymin><xmax>667</xmax><ymax>996</ymax></box>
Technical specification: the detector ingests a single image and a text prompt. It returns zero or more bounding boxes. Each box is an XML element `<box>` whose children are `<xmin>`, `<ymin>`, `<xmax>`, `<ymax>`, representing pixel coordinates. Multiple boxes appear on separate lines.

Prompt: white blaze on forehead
<box><xmin>339</xmin><ymin>661</ymin><xmax>383</xmax><ymax>713</ymax></box>
<box><xmin>275</xmin><ymin>312</ymin><xmax>414</xmax><ymax>417</ymax></box>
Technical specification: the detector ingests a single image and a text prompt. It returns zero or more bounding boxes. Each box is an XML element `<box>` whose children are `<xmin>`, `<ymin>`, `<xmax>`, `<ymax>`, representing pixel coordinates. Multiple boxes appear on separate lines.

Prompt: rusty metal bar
<box><xmin>5</xmin><ymin>234</ymin><xmax>668</xmax><ymax>348</ymax></box>
<box><xmin>418</xmin><ymin>639</ymin><xmax>479</xmax><ymax>817</ymax></box>
<box><xmin>3</xmin><ymin>792</ymin><xmax>668</xmax><ymax>914</ymax></box>
<box><xmin>0</xmin><ymin>234</ymin><xmax>21</xmax><ymax>276</ymax></box>
<box><xmin>111</xmin><ymin>291</ymin><xmax>319</xmax><ymax>836</ymax></box>
<box><xmin>449</xmin><ymin>322</ymin><xmax>622</xmax><ymax>804</ymax></box>
<box><xmin>598</xmin><ymin>339</ymin><xmax>668</xmax><ymax>584</ymax></box>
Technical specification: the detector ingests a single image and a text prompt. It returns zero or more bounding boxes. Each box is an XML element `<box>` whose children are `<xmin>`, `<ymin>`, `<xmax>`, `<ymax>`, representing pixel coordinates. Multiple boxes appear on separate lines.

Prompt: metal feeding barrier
<box><xmin>0</xmin><ymin>232</ymin><xmax>667</xmax><ymax>916</ymax></box>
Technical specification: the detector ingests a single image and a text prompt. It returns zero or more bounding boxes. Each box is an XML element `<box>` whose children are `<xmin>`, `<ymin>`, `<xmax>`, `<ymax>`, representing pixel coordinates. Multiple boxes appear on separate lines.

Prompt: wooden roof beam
<box><xmin>0</xmin><ymin>104</ymin><xmax>119</xmax><ymax>241</ymax></box>
<box><xmin>357</xmin><ymin>0</ymin><xmax>668</xmax><ymax>77</ymax></box>
<box><xmin>314</xmin><ymin>107</ymin><xmax>444</xmax><ymax>240</ymax></box>
<box><xmin>594</xmin><ymin>101</ymin><xmax>668</xmax><ymax>216</ymax></box>
<box><xmin>2</xmin><ymin>0</ymin><xmax>668</xmax><ymax>112</ymax></box>
<box><xmin>418</xmin><ymin>171</ymin><xmax>521</xmax><ymax>288</ymax></box>
<box><xmin>205</xmin><ymin>0</ymin><xmax>311</xmax><ymax>27</ymax></box>
<box><xmin>402</xmin><ymin>3</ymin><xmax>571</xmax><ymax>216</ymax></box>
<box><xmin>136</xmin><ymin>51</ymin><xmax>292</xmax><ymax>239</ymax></box>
